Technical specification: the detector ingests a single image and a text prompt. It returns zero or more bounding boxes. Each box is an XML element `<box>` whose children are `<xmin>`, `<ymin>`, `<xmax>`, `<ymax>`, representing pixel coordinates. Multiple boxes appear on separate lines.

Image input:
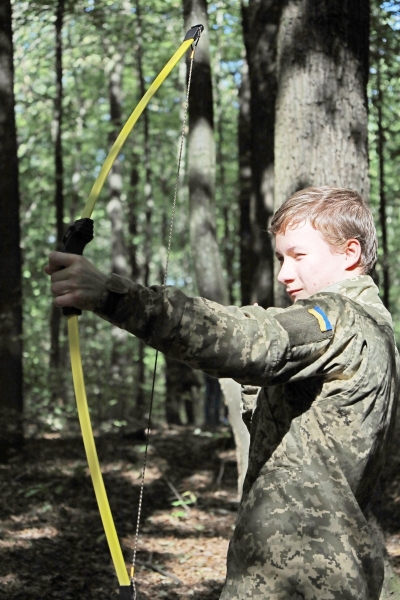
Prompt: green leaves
<box><xmin>13</xmin><ymin>0</ymin><xmax>400</xmax><ymax>435</ymax></box>
<box><xmin>369</xmin><ymin>0</ymin><xmax>400</xmax><ymax>325</ymax></box>
<box><xmin>171</xmin><ymin>490</ymin><xmax>197</xmax><ymax>508</ymax></box>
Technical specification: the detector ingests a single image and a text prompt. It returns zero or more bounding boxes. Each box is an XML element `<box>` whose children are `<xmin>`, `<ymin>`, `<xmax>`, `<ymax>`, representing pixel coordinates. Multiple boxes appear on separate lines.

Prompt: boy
<box><xmin>46</xmin><ymin>186</ymin><xmax>399</xmax><ymax>600</ymax></box>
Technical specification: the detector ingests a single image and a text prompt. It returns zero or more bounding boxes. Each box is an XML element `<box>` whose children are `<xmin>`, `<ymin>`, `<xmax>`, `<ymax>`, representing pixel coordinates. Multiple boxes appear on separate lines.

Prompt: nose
<box><xmin>277</xmin><ymin>258</ymin><xmax>295</xmax><ymax>284</ymax></box>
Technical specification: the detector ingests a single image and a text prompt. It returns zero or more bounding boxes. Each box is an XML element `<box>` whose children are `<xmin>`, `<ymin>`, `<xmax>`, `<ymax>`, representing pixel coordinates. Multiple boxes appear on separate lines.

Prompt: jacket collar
<box><xmin>322</xmin><ymin>275</ymin><xmax>393</xmax><ymax>327</ymax></box>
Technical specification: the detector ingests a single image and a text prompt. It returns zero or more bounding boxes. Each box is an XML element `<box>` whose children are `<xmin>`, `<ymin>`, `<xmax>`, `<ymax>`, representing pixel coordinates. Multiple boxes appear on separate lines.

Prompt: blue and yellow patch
<box><xmin>308</xmin><ymin>306</ymin><xmax>332</xmax><ymax>333</ymax></box>
<box><xmin>275</xmin><ymin>305</ymin><xmax>334</xmax><ymax>347</ymax></box>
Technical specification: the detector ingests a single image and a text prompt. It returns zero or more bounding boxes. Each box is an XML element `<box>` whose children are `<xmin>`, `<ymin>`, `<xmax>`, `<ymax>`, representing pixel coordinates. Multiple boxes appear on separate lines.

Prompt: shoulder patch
<box><xmin>308</xmin><ymin>306</ymin><xmax>332</xmax><ymax>332</ymax></box>
<box><xmin>274</xmin><ymin>306</ymin><xmax>333</xmax><ymax>347</ymax></box>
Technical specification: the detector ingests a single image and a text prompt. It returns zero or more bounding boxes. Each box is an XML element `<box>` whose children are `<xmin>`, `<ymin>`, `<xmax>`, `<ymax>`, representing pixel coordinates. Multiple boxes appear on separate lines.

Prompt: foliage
<box><xmin>10</xmin><ymin>0</ymin><xmax>400</xmax><ymax>432</ymax></box>
<box><xmin>369</xmin><ymin>0</ymin><xmax>400</xmax><ymax>336</ymax></box>
<box><xmin>12</xmin><ymin>0</ymin><xmax>242</xmax><ymax>432</ymax></box>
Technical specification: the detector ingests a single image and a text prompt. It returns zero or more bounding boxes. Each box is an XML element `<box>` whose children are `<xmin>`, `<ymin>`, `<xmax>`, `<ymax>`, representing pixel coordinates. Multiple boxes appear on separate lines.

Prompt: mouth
<box><xmin>287</xmin><ymin>288</ymin><xmax>302</xmax><ymax>298</ymax></box>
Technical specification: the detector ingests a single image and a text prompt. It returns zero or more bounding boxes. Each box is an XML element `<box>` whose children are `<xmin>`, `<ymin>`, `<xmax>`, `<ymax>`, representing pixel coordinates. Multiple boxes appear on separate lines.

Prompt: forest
<box><xmin>1</xmin><ymin>0</ymin><xmax>400</xmax><ymax>598</ymax></box>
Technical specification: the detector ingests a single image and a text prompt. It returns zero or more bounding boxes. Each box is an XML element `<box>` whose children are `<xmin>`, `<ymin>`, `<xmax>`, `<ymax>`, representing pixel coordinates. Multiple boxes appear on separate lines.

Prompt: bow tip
<box><xmin>184</xmin><ymin>24</ymin><xmax>204</xmax><ymax>44</ymax></box>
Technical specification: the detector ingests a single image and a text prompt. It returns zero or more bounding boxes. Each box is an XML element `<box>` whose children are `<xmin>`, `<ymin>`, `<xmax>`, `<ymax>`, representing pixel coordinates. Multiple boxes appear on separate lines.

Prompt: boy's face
<box><xmin>275</xmin><ymin>220</ymin><xmax>353</xmax><ymax>302</ymax></box>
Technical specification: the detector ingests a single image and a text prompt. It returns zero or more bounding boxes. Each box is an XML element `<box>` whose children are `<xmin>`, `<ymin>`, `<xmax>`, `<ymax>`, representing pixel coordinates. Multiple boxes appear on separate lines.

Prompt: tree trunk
<box><xmin>134</xmin><ymin>0</ymin><xmax>153</xmax><ymax>289</ymax></box>
<box><xmin>238</xmin><ymin>42</ymin><xmax>253</xmax><ymax>307</ymax></box>
<box><xmin>0</xmin><ymin>0</ymin><xmax>23</xmax><ymax>460</ymax></box>
<box><xmin>133</xmin><ymin>0</ymin><xmax>154</xmax><ymax>416</ymax></box>
<box><xmin>183</xmin><ymin>0</ymin><xmax>228</xmax><ymax>306</ymax></box>
<box><xmin>214</xmin><ymin>8</ymin><xmax>235</xmax><ymax>305</ymax></box>
<box><xmin>127</xmin><ymin>160</ymin><xmax>141</xmax><ymax>283</ymax></box>
<box><xmin>165</xmin><ymin>357</ymin><xmax>183</xmax><ymax>426</ymax></box>
<box><xmin>376</xmin><ymin>57</ymin><xmax>389</xmax><ymax>309</ymax></box>
<box><xmin>240</xmin><ymin>0</ymin><xmax>281</xmax><ymax>308</ymax></box>
<box><xmin>219</xmin><ymin>379</ymin><xmax>250</xmax><ymax>498</ymax></box>
<box><xmin>105</xmin><ymin>47</ymin><xmax>132</xmax><ymax>419</ymax></box>
<box><xmin>160</xmin><ymin>74</ymin><xmax>201</xmax><ymax>427</ymax></box>
<box><xmin>165</xmin><ymin>356</ymin><xmax>201</xmax><ymax>426</ymax></box>
<box><xmin>274</xmin><ymin>0</ymin><xmax>370</xmax><ymax>306</ymax></box>
<box><xmin>183</xmin><ymin>0</ymin><xmax>247</xmax><ymax>492</ymax></box>
<box><xmin>107</xmin><ymin>51</ymin><xmax>129</xmax><ymax>278</ymax></box>
<box><xmin>49</xmin><ymin>0</ymin><xmax>65</xmax><ymax>373</ymax></box>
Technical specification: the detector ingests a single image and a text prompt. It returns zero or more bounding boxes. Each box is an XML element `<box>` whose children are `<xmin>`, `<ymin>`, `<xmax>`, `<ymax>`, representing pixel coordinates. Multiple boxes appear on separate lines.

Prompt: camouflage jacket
<box><xmin>95</xmin><ymin>274</ymin><xmax>399</xmax><ymax>597</ymax></box>
<box><xmin>94</xmin><ymin>274</ymin><xmax>398</xmax><ymax>504</ymax></box>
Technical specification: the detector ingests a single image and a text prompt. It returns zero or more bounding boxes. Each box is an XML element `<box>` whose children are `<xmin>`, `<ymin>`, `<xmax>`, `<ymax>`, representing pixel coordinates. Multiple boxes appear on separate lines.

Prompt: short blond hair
<box><xmin>269</xmin><ymin>187</ymin><xmax>378</xmax><ymax>273</ymax></box>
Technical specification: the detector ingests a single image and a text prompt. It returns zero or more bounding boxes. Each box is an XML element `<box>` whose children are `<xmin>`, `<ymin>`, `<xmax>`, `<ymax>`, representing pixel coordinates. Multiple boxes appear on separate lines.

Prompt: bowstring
<box><xmin>130</xmin><ymin>46</ymin><xmax>196</xmax><ymax>599</ymax></box>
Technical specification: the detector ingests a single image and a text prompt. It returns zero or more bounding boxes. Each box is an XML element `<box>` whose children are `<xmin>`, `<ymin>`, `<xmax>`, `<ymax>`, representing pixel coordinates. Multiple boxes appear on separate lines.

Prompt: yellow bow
<box><xmin>64</xmin><ymin>25</ymin><xmax>204</xmax><ymax>595</ymax></box>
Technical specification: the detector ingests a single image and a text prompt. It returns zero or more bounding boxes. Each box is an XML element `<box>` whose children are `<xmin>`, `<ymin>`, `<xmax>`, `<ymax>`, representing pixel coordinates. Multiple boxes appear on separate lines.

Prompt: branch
<box><xmin>135</xmin><ymin>559</ymin><xmax>183</xmax><ymax>585</ymax></box>
<box><xmin>163</xmin><ymin>475</ymin><xmax>191</xmax><ymax>514</ymax></box>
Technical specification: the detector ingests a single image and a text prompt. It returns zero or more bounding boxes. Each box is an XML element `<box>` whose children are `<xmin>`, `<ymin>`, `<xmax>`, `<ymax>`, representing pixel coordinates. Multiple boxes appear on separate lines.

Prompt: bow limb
<box><xmin>66</xmin><ymin>25</ymin><xmax>204</xmax><ymax>594</ymax></box>
<box><xmin>81</xmin><ymin>36</ymin><xmax>195</xmax><ymax>220</ymax></box>
<box><xmin>68</xmin><ymin>316</ymin><xmax>131</xmax><ymax>587</ymax></box>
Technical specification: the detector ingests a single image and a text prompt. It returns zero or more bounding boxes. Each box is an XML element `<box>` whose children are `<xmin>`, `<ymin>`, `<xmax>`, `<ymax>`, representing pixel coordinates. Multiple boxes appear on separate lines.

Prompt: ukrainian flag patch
<box><xmin>275</xmin><ymin>306</ymin><xmax>333</xmax><ymax>346</ymax></box>
<box><xmin>308</xmin><ymin>306</ymin><xmax>332</xmax><ymax>332</ymax></box>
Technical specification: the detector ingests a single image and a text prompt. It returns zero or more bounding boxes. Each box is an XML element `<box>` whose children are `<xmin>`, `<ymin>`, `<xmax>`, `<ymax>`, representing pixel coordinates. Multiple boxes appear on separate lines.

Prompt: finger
<box><xmin>47</xmin><ymin>251</ymin><xmax>78</xmax><ymax>273</ymax></box>
<box><xmin>54</xmin><ymin>287</ymin><xmax>86</xmax><ymax>309</ymax></box>
<box><xmin>45</xmin><ymin>262</ymin><xmax>61</xmax><ymax>275</ymax></box>
<box><xmin>50</xmin><ymin>268</ymin><xmax>71</xmax><ymax>284</ymax></box>
<box><xmin>45</xmin><ymin>255</ymin><xmax>65</xmax><ymax>275</ymax></box>
<box><xmin>51</xmin><ymin>279</ymin><xmax>73</xmax><ymax>297</ymax></box>
<box><xmin>54</xmin><ymin>292</ymin><xmax>76</xmax><ymax>308</ymax></box>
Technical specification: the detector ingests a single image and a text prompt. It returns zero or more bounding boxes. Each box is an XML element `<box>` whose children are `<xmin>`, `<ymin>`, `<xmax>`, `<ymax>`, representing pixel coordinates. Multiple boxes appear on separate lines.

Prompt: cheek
<box><xmin>302</xmin><ymin>264</ymin><xmax>326</xmax><ymax>289</ymax></box>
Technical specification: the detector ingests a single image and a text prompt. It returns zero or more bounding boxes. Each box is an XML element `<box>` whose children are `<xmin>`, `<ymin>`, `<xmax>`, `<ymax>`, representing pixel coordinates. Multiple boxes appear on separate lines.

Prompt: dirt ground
<box><xmin>0</xmin><ymin>426</ymin><xmax>239</xmax><ymax>599</ymax></box>
<box><xmin>1</xmin><ymin>425</ymin><xmax>400</xmax><ymax>600</ymax></box>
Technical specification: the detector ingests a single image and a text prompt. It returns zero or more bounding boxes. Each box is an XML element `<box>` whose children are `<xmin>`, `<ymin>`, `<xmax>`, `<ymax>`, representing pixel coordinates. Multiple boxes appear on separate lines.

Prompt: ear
<box><xmin>344</xmin><ymin>239</ymin><xmax>362</xmax><ymax>271</ymax></box>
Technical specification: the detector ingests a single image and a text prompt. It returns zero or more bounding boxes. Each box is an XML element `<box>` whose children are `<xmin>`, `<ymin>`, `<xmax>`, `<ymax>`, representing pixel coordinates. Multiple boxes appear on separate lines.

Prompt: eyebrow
<box><xmin>275</xmin><ymin>245</ymin><xmax>307</xmax><ymax>257</ymax></box>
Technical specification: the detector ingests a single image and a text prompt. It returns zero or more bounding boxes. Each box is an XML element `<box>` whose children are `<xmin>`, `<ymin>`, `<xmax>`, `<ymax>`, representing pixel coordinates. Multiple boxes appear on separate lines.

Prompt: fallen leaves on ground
<box><xmin>1</xmin><ymin>424</ymin><xmax>399</xmax><ymax>599</ymax></box>
<box><xmin>0</xmin><ymin>426</ymin><xmax>237</xmax><ymax>599</ymax></box>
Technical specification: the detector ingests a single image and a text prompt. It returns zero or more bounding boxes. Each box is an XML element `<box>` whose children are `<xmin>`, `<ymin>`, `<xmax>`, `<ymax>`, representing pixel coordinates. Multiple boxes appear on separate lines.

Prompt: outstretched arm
<box><xmin>45</xmin><ymin>253</ymin><xmax>341</xmax><ymax>386</ymax></box>
<box><xmin>44</xmin><ymin>253</ymin><xmax>277</xmax><ymax>381</ymax></box>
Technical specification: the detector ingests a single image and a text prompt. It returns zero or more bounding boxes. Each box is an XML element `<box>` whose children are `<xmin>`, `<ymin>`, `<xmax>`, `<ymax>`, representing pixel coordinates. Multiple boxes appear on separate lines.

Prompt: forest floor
<box><xmin>1</xmin><ymin>424</ymin><xmax>400</xmax><ymax>600</ymax></box>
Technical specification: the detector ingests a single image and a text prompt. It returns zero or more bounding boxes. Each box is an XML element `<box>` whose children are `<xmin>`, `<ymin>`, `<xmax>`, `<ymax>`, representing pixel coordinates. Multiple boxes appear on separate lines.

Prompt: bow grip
<box><xmin>61</xmin><ymin>217</ymin><xmax>94</xmax><ymax>317</ymax></box>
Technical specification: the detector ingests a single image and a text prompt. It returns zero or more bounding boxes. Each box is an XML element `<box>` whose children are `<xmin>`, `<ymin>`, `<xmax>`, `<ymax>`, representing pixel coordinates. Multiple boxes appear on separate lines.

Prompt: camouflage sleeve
<box><xmin>93</xmin><ymin>274</ymin><xmax>190</xmax><ymax>355</ymax></box>
<box><xmin>94</xmin><ymin>274</ymin><xmax>355</xmax><ymax>386</ymax></box>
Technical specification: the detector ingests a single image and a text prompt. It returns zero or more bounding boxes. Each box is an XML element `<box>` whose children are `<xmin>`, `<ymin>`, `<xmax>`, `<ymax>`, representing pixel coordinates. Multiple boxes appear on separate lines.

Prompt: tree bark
<box><xmin>105</xmin><ymin>47</ymin><xmax>133</xmax><ymax>418</ymax></box>
<box><xmin>134</xmin><ymin>0</ymin><xmax>153</xmax><ymax>289</ymax></box>
<box><xmin>160</xmin><ymin>69</ymin><xmax>201</xmax><ymax>427</ymax></box>
<box><xmin>183</xmin><ymin>0</ymin><xmax>228</xmax><ymax>306</ymax></box>
<box><xmin>0</xmin><ymin>0</ymin><xmax>23</xmax><ymax>460</ymax></box>
<box><xmin>49</xmin><ymin>0</ymin><xmax>65</xmax><ymax>372</ymax></box>
<box><xmin>107</xmin><ymin>50</ymin><xmax>129</xmax><ymax>278</ymax></box>
<box><xmin>376</xmin><ymin>57</ymin><xmax>389</xmax><ymax>309</ymax></box>
<box><xmin>238</xmin><ymin>42</ymin><xmax>253</xmax><ymax>306</ymax></box>
<box><xmin>183</xmin><ymin>0</ymin><xmax>247</xmax><ymax>491</ymax></box>
<box><xmin>127</xmin><ymin>160</ymin><xmax>141</xmax><ymax>283</ymax></box>
<box><xmin>274</xmin><ymin>0</ymin><xmax>370</xmax><ymax>306</ymax></box>
<box><xmin>240</xmin><ymin>0</ymin><xmax>281</xmax><ymax>308</ymax></box>
<box><xmin>219</xmin><ymin>379</ymin><xmax>250</xmax><ymax>498</ymax></box>
<box><xmin>214</xmin><ymin>8</ymin><xmax>235</xmax><ymax>305</ymax></box>
<box><xmin>133</xmin><ymin>0</ymin><xmax>154</xmax><ymax>416</ymax></box>
<box><xmin>165</xmin><ymin>356</ymin><xmax>201</xmax><ymax>425</ymax></box>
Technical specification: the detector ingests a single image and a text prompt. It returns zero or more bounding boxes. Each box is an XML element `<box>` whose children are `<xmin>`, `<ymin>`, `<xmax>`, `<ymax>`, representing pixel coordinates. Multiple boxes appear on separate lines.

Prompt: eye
<box><xmin>294</xmin><ymin>253</ymin><xmax>305</xmax><ymax>260</ymax></box>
